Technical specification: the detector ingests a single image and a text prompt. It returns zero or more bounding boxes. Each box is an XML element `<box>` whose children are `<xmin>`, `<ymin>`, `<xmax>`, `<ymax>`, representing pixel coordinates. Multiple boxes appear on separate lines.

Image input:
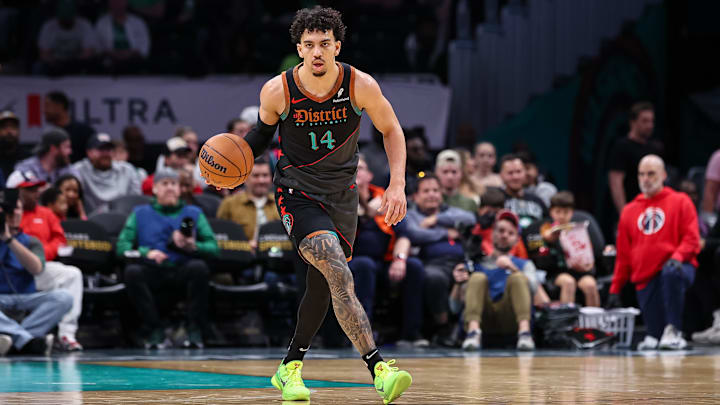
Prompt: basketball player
<box><xmin>236</xmin><ymin>7</ymin><xmax>410</xmax><ymax>404</ymax></box>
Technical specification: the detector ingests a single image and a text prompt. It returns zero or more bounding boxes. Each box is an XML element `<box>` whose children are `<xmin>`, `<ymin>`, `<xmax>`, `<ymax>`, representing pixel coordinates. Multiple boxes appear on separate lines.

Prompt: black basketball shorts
<box><xmin>274</xmin><ymin>185</ymin><xmax>358</xmax><ymax>261</ymax></box>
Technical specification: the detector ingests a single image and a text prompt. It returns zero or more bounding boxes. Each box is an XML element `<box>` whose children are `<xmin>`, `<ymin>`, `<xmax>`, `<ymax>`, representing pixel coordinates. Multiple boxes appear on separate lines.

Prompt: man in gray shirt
<box><xmin>72</xmin><ymin>133</ymin><xmax>141</xmax><ymax>214</ymax></box>
<box><xmin>6</xmin><ymin>129</ymin><xmax>77</xmax><ymax>188</ymax></box>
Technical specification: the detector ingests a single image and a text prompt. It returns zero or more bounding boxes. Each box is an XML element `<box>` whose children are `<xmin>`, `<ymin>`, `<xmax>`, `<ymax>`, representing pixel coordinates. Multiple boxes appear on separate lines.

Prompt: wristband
<box><xmin>393</xmin><ymin>252</ymin><xmax>408</xmax><ymax>262</ymax></box>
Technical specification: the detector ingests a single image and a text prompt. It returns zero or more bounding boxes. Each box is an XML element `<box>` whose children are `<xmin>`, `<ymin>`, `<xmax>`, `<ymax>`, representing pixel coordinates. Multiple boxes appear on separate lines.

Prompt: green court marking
<box><xmin>0</xmin><ymin>362</ymin><xmax>370</xmax><ymax>393</ymax></box>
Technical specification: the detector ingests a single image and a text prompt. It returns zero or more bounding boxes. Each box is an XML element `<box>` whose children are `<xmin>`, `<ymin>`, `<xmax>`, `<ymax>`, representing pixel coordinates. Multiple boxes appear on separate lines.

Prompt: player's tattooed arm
<box><xmin>299</xmin><ymin>232</ymin><xmax>375</xmax><ymax>353</ymax></box>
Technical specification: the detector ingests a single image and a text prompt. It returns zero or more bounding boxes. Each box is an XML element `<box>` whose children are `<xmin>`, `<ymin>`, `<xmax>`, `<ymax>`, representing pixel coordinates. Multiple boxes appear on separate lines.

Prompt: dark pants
<box><xmin>124</xmin><ymin>259</ymin><xmax>210</xmax><ymax>335</ymax></box>
<box><xmin>349</xmin><ymin>256</ymin><xmax>425</xmax><ymax>340</ymax></box>
<box><xmin>636</xmin><ymin>263</ymin><xmax>695</xmax><ymax>339</ymax></box>
<box><xmin>423</xmin><ymin>258</ymin><xmax>461</xmax><ymax>317</ymax></box>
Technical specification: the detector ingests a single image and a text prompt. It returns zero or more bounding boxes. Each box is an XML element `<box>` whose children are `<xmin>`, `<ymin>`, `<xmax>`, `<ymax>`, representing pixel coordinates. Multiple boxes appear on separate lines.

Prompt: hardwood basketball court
<box><xmin>1</xmin><ymin>347</ymin><xmax>719</xmax><ymax>404</ymax></box>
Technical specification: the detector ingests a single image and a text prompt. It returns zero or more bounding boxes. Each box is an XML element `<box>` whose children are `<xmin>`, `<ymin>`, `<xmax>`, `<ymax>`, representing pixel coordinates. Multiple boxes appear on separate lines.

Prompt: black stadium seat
<box><xmin>88</xmin><ymin>211</ymin><xmax>128</xmax><ymax>237</ymax></box>
<box><xmin>257</xmin><ymin>220</ymin><xmax>295</xmax><ymax>274</ymax></box>
<box><xmin>207</xmin><ymin>218</ymin><xmax>255</xmax><ymax>274</ymax></box>
<box><xmin>108</xmin><ymin>194</ymin><xmax>151</xmax><ymax>215</ymax></box>
<box><xmin>193</xmin><ymin>193</ymin><xmax>222</xmax><ymax>218</ymax></box>
<box><xmin>59</xmin><ymin>219</ymin><xmax>125</xmax><ymax>294</ymax></box>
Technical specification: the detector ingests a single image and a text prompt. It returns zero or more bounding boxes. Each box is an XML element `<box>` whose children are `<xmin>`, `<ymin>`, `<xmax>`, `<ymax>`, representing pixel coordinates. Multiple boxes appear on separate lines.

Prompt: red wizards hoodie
<box><xmin>610</xmin><ymin>187</ymin><xmax>700</xmax><ymax>294</ymax></box>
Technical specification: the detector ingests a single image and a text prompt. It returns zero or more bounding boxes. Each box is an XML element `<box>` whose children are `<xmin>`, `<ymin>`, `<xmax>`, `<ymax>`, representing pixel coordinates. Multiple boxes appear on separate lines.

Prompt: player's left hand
<box><xmin>379</xmin><ymin>182</ymin><xmax>406</xmax><ymax>226</ymax></box>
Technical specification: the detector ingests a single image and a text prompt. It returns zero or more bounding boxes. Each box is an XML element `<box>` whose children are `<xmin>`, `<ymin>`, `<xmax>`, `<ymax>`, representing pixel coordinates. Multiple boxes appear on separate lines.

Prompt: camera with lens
<box><xmin>0</xmin><ymin>188</ymin><xmax>19</xmax><ymax>235</ymax></box>
<box><xmin>457</xmin><ymin>221</ymin><xmax>485</xmax><ymax>267</ymax></box>
<box><xmin>179</xmin><ymin>217</ymin><xmax>195</xmax><ymax>237</ymax></box>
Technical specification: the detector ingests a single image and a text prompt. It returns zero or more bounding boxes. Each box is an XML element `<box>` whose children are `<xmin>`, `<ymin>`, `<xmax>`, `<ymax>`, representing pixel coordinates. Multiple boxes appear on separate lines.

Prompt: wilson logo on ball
<box><xmin>200</xmin><ymin>149</ymin><xmax>227</xmax><ymax>174</ymax></box>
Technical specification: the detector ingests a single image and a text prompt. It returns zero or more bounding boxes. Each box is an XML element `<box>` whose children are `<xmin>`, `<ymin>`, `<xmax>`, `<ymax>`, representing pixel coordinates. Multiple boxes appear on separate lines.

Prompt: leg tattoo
<box><xmin>299</xmin><ymin>232</ymin><xmax>375</xmax><ymax>354</ymax></box>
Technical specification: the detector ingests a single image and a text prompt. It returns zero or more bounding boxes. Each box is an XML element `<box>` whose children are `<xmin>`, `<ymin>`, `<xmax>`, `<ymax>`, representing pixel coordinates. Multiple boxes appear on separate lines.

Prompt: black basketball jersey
<box><xmin>274</xmin><ymin>62</ymin><xmax>363</xmax><ymax>194</ymax></box>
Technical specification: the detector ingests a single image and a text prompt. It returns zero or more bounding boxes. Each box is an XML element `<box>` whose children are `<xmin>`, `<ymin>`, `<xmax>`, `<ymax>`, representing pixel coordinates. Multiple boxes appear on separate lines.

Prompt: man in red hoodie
<box><xmin>16</xmin><ymin>173</ymin><xmax>84</xmax><ymax>351</ymax></box>
<box><xmin>608</xmin><ymin>155</ymin><xmax>700</xmax><ymax>350</ymax></box>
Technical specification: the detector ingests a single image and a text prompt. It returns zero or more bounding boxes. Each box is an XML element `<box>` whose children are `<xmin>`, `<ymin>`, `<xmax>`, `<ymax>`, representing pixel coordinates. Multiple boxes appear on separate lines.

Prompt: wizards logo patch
<box><xmin>282</xmin><ymin>213</ymin><xmax>294</xmax><ymax>234</ymax></box>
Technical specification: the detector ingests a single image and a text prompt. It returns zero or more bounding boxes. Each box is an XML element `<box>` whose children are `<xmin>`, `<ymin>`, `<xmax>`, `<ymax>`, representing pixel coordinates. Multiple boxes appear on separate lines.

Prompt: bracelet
<box><xmin>3</xmin><ymin>236</ymin><xmax>13</xmax><ymax>244</ymax></box>
<box><xmin>393</xmin><ymin>252</ymin><xmax>408</xmax><ymax>262</ymax></box>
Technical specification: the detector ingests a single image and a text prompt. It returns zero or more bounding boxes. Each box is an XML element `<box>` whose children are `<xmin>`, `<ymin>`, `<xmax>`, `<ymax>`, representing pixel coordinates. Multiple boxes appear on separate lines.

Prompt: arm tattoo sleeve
<box><xmin>299</xmin><ymin>232</ymin><xmax>375</xmax><ymax>354</ymax></box>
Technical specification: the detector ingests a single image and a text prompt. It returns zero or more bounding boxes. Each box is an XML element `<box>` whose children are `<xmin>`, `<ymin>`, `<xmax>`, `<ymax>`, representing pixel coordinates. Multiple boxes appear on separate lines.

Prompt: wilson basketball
<box><xmin>198</xmin><ymin>133</ymin><xmax>254</xmax><ymax>188</ymax></box>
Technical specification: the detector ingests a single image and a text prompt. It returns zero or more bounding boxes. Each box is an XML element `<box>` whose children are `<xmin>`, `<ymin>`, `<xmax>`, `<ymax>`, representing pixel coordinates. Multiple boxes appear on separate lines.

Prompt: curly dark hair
<box><xmin>289</xmin><ymin>6</ymin><xmax>346</xmax><ymax>44</ymax></box>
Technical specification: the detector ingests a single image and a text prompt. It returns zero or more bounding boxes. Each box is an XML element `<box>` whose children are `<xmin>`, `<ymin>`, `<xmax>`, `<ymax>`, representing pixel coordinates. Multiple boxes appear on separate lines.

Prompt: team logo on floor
<box><xmin>637</xmin><ymin>207</ymin><xmax>665</xmax><ymax>235</ymax></box>
<box><xmin>283</xmin><ymin>213</ymin><xmax>294</xmax><ymax>234</ymax></box>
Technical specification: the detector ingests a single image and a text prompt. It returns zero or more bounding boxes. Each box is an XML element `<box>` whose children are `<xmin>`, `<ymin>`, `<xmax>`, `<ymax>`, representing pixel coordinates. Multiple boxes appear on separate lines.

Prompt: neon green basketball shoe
<box><xmin>270</xmin><ymin>360</ymin><xmax>311</xmax><ymax>401</ymax></box>
<box><xmin>374</xmin><ymin>359</ymin><xmax>412</xmax><ymax>404</ymax></box>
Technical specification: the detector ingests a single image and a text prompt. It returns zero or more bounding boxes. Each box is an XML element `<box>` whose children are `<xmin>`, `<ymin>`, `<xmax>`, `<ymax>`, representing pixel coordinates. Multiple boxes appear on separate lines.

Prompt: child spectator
<box><xmin>40</xmin><ymin>187</ymin><xmax>68</xmax><ymax>221</ymax></box>
<box><xmin>540</xmin><ymin>191</ymin><xmax>600</xmax><ymax>307</ymax></box>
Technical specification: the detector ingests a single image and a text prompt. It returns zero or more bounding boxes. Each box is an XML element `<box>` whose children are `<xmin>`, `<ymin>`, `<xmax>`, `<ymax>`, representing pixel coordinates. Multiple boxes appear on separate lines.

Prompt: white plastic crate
<box><xmin>578</xmin><ymin>307</ymin><xmax>641</xmax><ymax>348</ymax></box>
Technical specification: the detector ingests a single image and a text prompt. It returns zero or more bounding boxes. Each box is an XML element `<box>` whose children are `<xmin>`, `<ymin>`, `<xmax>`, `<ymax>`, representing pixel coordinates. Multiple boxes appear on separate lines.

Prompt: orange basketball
<box><xmin>198</xmin><ymin>133</ymin><xmax>254</xmax><ymax>188</ymax></box>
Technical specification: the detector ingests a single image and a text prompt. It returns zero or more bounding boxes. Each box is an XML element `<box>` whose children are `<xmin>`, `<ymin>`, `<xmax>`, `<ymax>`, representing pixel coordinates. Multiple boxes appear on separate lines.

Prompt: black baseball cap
<box><xmin>86</xmin><ymin>133</ymin><xmax>114</xmax><ymax>150</ymax></box>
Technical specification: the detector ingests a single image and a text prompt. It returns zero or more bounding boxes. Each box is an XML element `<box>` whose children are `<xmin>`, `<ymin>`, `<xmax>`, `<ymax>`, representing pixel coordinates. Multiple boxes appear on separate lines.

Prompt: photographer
<box><xmin>116</xmin><ymin>168</ymin><xmax>218</xmax><ymax>349</ymax></box>
<box><xmin>459</xmin><ymin>210</ymin><xmax>537</xmax><ymax>351</ymax></box>
<box><xmin>0</xmin><ymin>189</ymin><xmax>72</xmax><ymax>356</ymax></box>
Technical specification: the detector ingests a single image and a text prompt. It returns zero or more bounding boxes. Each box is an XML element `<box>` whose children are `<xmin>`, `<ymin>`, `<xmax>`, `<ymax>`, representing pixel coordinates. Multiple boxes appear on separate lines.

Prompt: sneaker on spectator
<box><xmin>659</xmin><ymin>324</ymin><xmax>687</xmax><ymax>350</ymax></box>
<box><xmin>57</xmin><ymin>336</ymin><xmax>83</xmax><ymax>352</ymax></box>
<box><xmin>144</xmin><ymin>329</ymin><xmax>167</xmax><ymax>350</ymax></box>
<box><xmin>0</xmin><ymin>334</ymin><xmax>12</xmax><ymax>356</ymax></box>
<box><xmin>182</xmin><ymin>328</ymin><xmax>204</xmax><ymax>349</ymax></box>
<box><xmin>462</xmin><ymin>329</ymin><xmax>481</xmax><ymax>351</ymax></box>
<box><xmin>637</xmin><ymin>335</ymin><xmax>658</xmax><ymax>350</ymax></box>
<box><xmin>412</xmin><ymin>338</ymin><xmax>430</xmax><ymax>348</ymax></box>
<box><xmin>516</xmin><ymin>332</ymin><xmax>535</xmax><ymax>351</ymax></box>
<box><xmin>692</xmin><ymin>309</ymin><xmax>720</xmax><ymax>344</ymax></box>
<box><xmin>10</xmin><ymin>334</ymin><xmax>54</xmax><ymax>356</ymax></box>
<box><xmin>396</xmin><ymin>338</ymin><xmax>430</xmax><ymax>349</ymax></box>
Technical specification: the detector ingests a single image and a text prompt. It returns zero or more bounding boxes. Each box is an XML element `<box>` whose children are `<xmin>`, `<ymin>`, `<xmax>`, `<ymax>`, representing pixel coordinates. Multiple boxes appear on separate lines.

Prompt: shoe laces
<box><xmin>376</xmin><ymin>359</ymin><xmax>398</xmax><ymax>378</ymax></box>
<box><xmin>285</xmin><ymin>362</ymin><xmax>304</xmax><ymax>386</ymax></box>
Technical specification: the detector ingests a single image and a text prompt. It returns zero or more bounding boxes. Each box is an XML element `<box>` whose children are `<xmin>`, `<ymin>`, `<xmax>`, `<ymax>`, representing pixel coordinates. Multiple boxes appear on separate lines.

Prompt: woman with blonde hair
<box><xmin>456</xmin><ymin>148</ymin><xmax>484</xmax><ymax>205</ymax></box>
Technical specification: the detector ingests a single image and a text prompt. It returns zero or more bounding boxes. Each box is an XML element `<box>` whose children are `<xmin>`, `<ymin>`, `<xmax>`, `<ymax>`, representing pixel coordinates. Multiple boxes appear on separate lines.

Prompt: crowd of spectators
<box><xmin>1</xmin><ymin>95</ymin><xmax>719</xmax><ymax>355</ymax></box>
<box><xmin>0</xmin><ymin>0</ymin><xmax>462</xmax><ymax>78</ymax></box>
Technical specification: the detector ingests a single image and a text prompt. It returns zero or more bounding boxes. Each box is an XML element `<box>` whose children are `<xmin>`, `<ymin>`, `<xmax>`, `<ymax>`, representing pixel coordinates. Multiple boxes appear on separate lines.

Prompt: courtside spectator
<box><xmin>456</xmin><ymin>149</ymin><xmax>482</xmax><ymax>205</ymax></box>
<box><xmin>472</xmin><ymin>142</ymin><xmax>503</xmax><ymax>189</ymax></box>
<box><xmin>54</xmin><ymin>175</ymin><xmax>87</xmax><ymax>220</ymax></box>
<box><xmin>122</xmin><ymin>125</ymin><xmax>153</xmax><ymax>174</ymax></box>
<box><xmin>142</xmin><ymin>137</ymin><xmax>198</xmax><ymax>195</ymax></box>
<box><xmin>608</xmin><ymin>102</ymin><xmax>662</xmax><ymax>215</ymax></box>
<box><xmin>44</xmin><ymin>91</ymin><xmax>96</xmax><ymax>162</ymax></box>
<box><xmin>459</xmin><ymin>210</ymin><xmax>537</xmax><ymax>351</ymax></box>
<box><xmin>608</xmin><ymin>155</ymin><xmax>700</xmax><ymax>350</ymax></box>
<box><xmin>523</xmin><ymin>157</ymin><xmax>557</xmax><ymax>208</ymax></box>
<box><xmin>35</xmin><ymin>0</ymin><xmax>98</xmax><ymax>76</ymax></box>
<box><xmin>216</xmin><ymin>156</ymin><xmax>278</xmax><ymax>248</ymax></box>
<box><xmin>0</xmin><ymin>189</ymin><xmax>72</xmax><ymax>356</ymax></box>
<box><xmin>348</xmin><ymin>156</ymin><xmax>426</xmax><ymax>347</ymax></box>
<box><xmin>95</xmin><ymin>0</ymin><xmax>151</xmax><ymax>74</ymax></box>
<box><xmin>0</xmin><ymin>111</ymin><xmax>32</xmax><ymax>186</ymax></box>
<box><xmin>435</xmin><ymin>149</ymin><xmax>477</xmax><ymax>213</ymax></box>
<box><xmin>40</xmin><ymin>187</ymin><xmax>68</xmax><ymax>221</ymax></box>
<box><xmin>690</xmin><ymin>215</ymin><xmax>720</xmax><ymax>344</ymax></box>
<box><xmin>117</xmin><ymin>168</ymin><xmax>218</xmax><ymax>349</ymax></box>
<box><xmin>155</xmin><ymin>129</ymin><xmax>205</xmax><ymax>190</ymax></box>
<box><xmin>112</xmin><ymin>139</ymin><xmax>148</xmax><ymax>180</ymax></box>
<box><xmin>539</xmin><ymin>191</ymin><xmax>600</xmax><ymax>307</ymax></box>
<box><xmin>6</xmin><ymin>129</ymin><xmax>77</xmax><ymax>188</ymax></box>
<box><xmin>361</xmin><ymin>126</ymin><xmax>390</xmax><ymax>188</ymax></box>
<box><xmin>16</xmin><ymin>175</ymin><xmax>84</xmax><ymax>351</ymax></box>
<box><xmin>404</xmin><ymin>128</ymin><xmax>432</xmax><ymax>188</ymax></box>
<box><xmin>72</xmin><ymin>133</ymin><xmax>142</xmax><ymax>214</ymax></box>
<box><xmin>472</xmin><ymin>187</ymin><xmax>528</xmax><ymax>258</ymax></box>
<box><xmin>226</xmin><ymin>106</ymin><xmax>260</xmax><ymax>138</ymax></box>
<box><xmin>406</xmin><ymin>174</ymin><xmax>475</xmax><ymax>345</ymax></box>
<box><xmin>701</xmin><ymin>148</ymin><xmax>720</xmax><ymax>230</ymax></box>
<box><xmin>498</xmin><ymin>154</ymin><xmax>548</xmax><ymax>230</ymax></box>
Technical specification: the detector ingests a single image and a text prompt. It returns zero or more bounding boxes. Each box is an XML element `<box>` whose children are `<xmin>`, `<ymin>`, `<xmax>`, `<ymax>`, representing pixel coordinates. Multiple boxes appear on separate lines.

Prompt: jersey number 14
<box><xmin>308</xmin><ymin>130</ymin><xmax>335</xmax><ymax>151</ymax></box>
